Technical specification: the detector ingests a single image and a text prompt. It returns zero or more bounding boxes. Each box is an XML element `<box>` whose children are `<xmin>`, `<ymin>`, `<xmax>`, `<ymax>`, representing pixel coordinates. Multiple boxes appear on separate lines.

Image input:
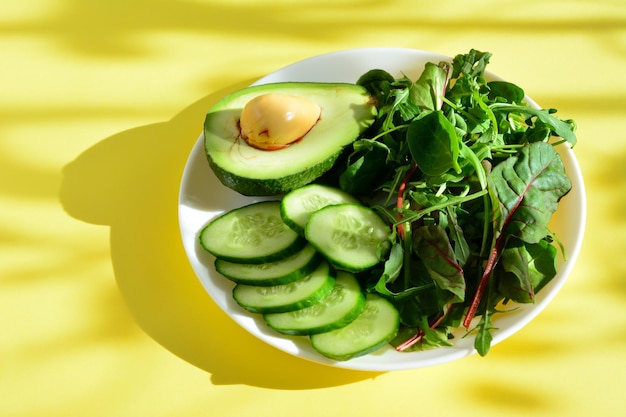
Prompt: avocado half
<box><xmin>203</xmin><ymin>82</ymin><xmax>377</xmax><ymax>196</ymax></box>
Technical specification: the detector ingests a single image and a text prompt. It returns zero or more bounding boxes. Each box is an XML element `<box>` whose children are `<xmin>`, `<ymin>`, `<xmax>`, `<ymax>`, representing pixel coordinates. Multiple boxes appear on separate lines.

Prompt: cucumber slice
<box><xmin>232</xmin><ymin>261</ymin><xmax>335</xmax><ymax>313</ymax></box>
<box><xmin>304</xmin><ymin>204</ymin><xmax>391</xmax><ymax>272</ymax></box>
<box><xmin>311</xmin><ymin>293</ymin><xmax>400</xmax><ymax>361</ymax></box>
<box><xmin>263</xmin><ymin>271</ymin><xmax>366</xmax><ymax>335</ymax></box>
<box><xmin>280</xmin><ymin>184</ymin><xmax>360</xmax><ymax>235</ymax></box>
<box><xmin>199</xmin><ymin>201</ymin><xmax>306</xmax><ymax>264</ymax></box>
<box><xmin>215</xmin><ymin>244</ymin><xmax>322</xmax><ymax>286</ymax></box>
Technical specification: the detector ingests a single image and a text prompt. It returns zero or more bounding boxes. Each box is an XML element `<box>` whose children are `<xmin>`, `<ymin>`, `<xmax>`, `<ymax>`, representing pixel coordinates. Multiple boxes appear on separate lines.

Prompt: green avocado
<box><xmin>203</xmin><ymin>82</ymin><xmax>377</xmax><ymax>196</ymax></box>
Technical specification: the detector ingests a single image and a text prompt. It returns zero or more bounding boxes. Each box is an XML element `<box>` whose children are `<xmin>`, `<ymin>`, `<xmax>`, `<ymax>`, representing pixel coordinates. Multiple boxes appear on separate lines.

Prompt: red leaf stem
<box><xmin>396</xmin><ymin>304</ymin><xmax>452</xmax><ymax>352</ymax></box>
<box><xmin>462</xmin><ymin>233</ymin><xmax>505</xmax><ymax>328</ymax></box>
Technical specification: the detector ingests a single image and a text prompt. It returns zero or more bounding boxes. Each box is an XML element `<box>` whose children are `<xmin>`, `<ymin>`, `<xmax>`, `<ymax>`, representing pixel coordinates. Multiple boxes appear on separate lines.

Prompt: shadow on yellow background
<box><xmin>59</xmin><ymin>80</ymin><xmax>381</xmax><ymax>389</ymax></box>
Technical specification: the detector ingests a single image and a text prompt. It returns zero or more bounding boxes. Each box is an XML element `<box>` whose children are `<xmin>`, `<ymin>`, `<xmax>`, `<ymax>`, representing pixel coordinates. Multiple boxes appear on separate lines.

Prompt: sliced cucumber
<box><xmin>199</xmin><ymin>201</ymin><xmax>306</xmax><ymax>264</ymax></box>
<box><xmin>263</xmin><ymin>271</ymin><xmax>365</xmax><ymax>335</ymax></box>
<box><xmin>280</xmin><ymin>184</ymin><xmax>360</xmax><ymax>235</ymax></box>
<box><xmin>311</xmin><ymin>293</ymin><xmax>400</xmax><ymax>361</ymax></box>
<box><xmin>232</xmin><ymin>261</ymin><xmax>335</xmax><ymax>314</ymax></box>
<box><xmin>215</xmin><ymin>244</ymin><xmax>322</xmax><ymax>286</ymax></box>
<box><xmin>304</xmin><ymin>203</ymin><xmax>391</xmax><ymax>272</ymax></box>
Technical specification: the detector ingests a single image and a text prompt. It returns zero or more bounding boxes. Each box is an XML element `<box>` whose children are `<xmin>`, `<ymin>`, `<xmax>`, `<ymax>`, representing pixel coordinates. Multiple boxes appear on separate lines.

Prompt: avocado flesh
<box><xmin>203</xmin><ymin>82</ymin><xmax>377</xmax><ymax>196</ymax></box>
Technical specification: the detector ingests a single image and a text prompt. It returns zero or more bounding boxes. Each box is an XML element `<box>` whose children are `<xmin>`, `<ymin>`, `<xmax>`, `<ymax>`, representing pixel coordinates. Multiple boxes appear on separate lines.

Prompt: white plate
<box><xmin>178</xmin><ymin>48</ymin><xmax>586</xmax><ymax>371</ymax></box>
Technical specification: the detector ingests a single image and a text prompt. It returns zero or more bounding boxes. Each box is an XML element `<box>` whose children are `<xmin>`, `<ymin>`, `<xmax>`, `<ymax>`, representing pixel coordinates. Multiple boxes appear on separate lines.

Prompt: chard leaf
<box><xmin>528</xmin><ymin>239</ymin><xmax>559</xmax><ymax>293</ymax></box>
<box><xmin>498</xmin><ymin>241</ymin><xmax>533</xmax><ymax>300</ymax></box>
<box><xmin>488</xmin><ymin>141</ymin><xmax>571</xmax><ymax>244</ymax></box>
<box><xmin>413</xmin><ymin>225</ymin><xmax>465</xmax><ymax>303</ymax></box>
<box><xmin>407</xmin><ymin>110</ymin><xmax>462</xmax><ymax>176</ymax></box>
<box><xmin>497</xmin><ymin>238</ymin><xmax>558</xmax><ymax>303</ymax></box>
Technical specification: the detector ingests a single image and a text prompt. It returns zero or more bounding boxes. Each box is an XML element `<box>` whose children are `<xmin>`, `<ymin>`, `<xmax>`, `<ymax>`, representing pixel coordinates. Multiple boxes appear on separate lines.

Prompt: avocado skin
<box><xmin>207</xmin><ymin>150</ymin><xmax>340</xmax><ymax>196</ymax></box>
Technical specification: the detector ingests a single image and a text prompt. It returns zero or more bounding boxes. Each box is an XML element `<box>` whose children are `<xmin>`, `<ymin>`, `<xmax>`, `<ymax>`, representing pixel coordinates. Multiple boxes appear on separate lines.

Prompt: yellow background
<box><xmin>2</xmin><ymin>1</ymin><xmax>624</xmax><ymax>416</ymax></box>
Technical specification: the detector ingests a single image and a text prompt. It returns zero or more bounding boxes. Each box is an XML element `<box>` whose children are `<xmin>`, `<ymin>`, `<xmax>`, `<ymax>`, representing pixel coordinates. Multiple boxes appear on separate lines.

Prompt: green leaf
<box><xmin>409</xmin><ymin>61</ymin><xmax>450</xmax><ymax>111</ymax></box>
<box><xmin>497</xmin><ymin>238</ymin><xmax>558</xmax><ymax>303</ymax></box>
<box><xmin>413</xmin><ymin>225</ymin><xmax>466</xmax><ymax>303</ymax></box>
<box><xmin>444</xmin><ymin>206</ymin><xmax>471</xmax><ymax>267</ymax></box>
<box><xmin>474</xmin><ymin>311</ymin><xmax>495</xmax><ymax>356</ymax></box>
<box><xmin>447</xmin><ymin>49</ymin><xmax>491</xmax><ymax>106</ymax></box>
<box><xmin>498</xmin><ymin>241</ymin><xmax>533</xmax><ymax>300</ymax></box>
<box><xmin>357</xmin><ymin>68</ymin><xmax>395</xmax><ymax>91</ymax></box>
<box><xmin>452</xmin><ymin>49</ymin><xmax>492</xmax><ymax>79</ymax></box>
<box><xmin>374</xmin><ymin>242</ymin><xmax>404</xmax><ymax>296</ymax></box>
<box><xmin>339</xmin><ymin>140</ymin><xmax>390</xmax><ymax>195</ymax></box>
<box><xmin>356</xmin><ymin>68</ymin><xmax>395</xmax><ymax>107</ymax></box>
<box><xmin>420</xmin><ymin>324</ymin><xmax>453</xmax><ymax>349</ymax></box>
<box><xmin>407</xmin><ymin>110</ymin><xmax>462</xmax><ymax>176</ymax></box>
<box><xmin>488</xmin><ymin>141</ymin><xmax>572</xmax><ymax>244</ymax></box>
<box><xmin>491</xmin><ymin>104</ymin><xmax>577</xmax><ymax>146</ymax></box>
<box><xmin>487</xmin><ymin>81</ymin><xmax>525</xmax><ymax>104</ymax></box>
<box><xmin>383</xmin><ymin>78</ymin><xmax>421</xmax><ymax>129</ymax></box>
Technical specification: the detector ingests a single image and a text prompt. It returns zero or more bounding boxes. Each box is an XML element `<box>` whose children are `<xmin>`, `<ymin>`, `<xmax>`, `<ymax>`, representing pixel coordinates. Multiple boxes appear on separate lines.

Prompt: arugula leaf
<box><xmin>452</xmin><ymin>49</ymin><xmax>492</xmax><ymax>79</ymax></box>
<box><xmin>474</xmin><ymin>310</ymin><xmax>495</xmax><ymax>356</ymax></box>
<box><xmin>447</xmin><ymin>50</ymin><xmax>491</xmax><ymax>107</ymax></box>
<box><xmin>491</xmin><ymin>104</ymin><xmax>577</xmax><ymax>146</ymax></box>
<box><xmin>382</xmin><ymin>76</ymin><xmax>421</xmax><ymax>131</ymax></box>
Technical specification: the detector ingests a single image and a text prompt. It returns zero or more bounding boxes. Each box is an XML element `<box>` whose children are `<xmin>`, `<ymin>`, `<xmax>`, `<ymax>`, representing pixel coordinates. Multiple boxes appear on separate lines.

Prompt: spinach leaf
<box><xmin>407</xmin><ymin>110</ymin><xmax>462</xmax><ymax>176</ymax></box>
<box><xmin>409</xmin><ymin>61</ymin><xmax>450</xmax><ymax>111</ymax></box>
<box><xmin>486</xmin><ymin>81</ymin><xmax>525</xmax><ymax>104</ymax></box>
<box><xmin>374</xmin><ymin>242</ymin><xmax>404</xmax><ymax>296</ymax></box>
<box><xmin>357</xmin><ymin>68</ymin><xmax>395</xmax><ymax>105</ymax></box>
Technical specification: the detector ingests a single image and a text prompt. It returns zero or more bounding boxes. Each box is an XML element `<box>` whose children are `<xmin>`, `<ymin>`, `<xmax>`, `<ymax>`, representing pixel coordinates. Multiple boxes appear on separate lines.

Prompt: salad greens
<box><xmin>326</xmin><ymin>49</ymin><xmax>576</xmax><ymax>356</ymax></box>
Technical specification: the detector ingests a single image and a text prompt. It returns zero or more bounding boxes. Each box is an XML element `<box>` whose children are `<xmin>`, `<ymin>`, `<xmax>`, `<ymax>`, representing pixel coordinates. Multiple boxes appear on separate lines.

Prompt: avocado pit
<box><xmin>239</xmin><ymin>93</ymin><xmax>322</xmax><ymax>150</ymax></box>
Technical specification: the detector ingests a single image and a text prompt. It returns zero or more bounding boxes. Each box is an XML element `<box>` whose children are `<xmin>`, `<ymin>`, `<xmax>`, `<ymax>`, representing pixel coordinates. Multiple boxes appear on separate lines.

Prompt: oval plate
<box><xmin>178</xmin><ymin>48</ymin><xmax>586</xmax><ymax>371</ymax></box>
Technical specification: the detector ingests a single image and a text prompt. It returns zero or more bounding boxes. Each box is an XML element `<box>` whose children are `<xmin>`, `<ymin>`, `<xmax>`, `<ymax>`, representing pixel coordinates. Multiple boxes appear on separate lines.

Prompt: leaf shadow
<box><xmin>59</xmin><ymin>80</ymin><xmax>381</xmax><ymax>388</ymax></box>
